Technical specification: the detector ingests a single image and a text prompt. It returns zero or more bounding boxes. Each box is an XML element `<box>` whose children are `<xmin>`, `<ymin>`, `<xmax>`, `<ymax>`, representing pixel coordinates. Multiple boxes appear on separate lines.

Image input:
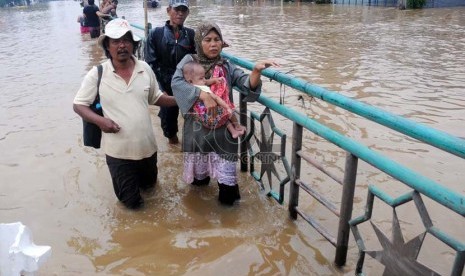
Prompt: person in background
<box><xmin>79</xmin><ymin>0</ymin><xmax>88</xmax><ymax>7</ymax></box>
<box><xmin>82</xmin><ymin>0</ymin><xmax>100</xmax><ymax>38</ymax></box>
<box><xmin>99</xmin><ymin>0</ymin><xmax>111</xmax><ymax>12</ymax></box>
<box><xmin>77</xmin><ymin>14</ymin><xmax>90</xmax><ymax>34</ymax></box>
<box><xmin>98</xmin><ymin>0</ymin><xmax>117</xmax><ymax>17</ymax></box>
<box><xmin>97</xmin><ymin>0</ymin><xmax>117</xmax><ymax>33</ymax></box>
<box><xmin>182</xmin><ymin>60</ymin><xmax>246</xmax><ymax>139</ymax></box>
<box><xmin>144</xmin><ymin>0</ymin><xmax>195</xmax><ymax>145</ymax></box>
<box><xmin>171</xmin><ymin>22</ymin><xmax>278</xmax><ymax>205</ymax></box>
<box><xmin>73</xmin><ymin>19</ymin><xmax>177</xmax><ymax>209</ymax></box>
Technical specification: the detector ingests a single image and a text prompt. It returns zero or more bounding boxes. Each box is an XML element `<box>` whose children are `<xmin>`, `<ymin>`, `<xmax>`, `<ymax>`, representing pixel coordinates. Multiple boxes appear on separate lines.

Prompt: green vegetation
<box><xmin>407</xmin><ymin>0</ymin><xmax>426</xmax><ymax>8</ymax></box>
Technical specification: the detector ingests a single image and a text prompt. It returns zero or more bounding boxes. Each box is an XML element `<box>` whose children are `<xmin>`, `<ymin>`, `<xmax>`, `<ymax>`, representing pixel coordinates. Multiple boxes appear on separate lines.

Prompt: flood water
<box><xmin>1</xmin><ymin>1</ymin><xmax>465</xmax><ymax>275</ymax></box>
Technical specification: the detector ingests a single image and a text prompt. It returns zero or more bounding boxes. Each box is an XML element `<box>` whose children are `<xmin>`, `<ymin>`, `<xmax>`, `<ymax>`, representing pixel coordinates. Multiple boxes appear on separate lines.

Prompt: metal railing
<box><xmin>126</xmin><ymin>20</ymin><xmax>465</xmax><ymax>274</ymax></box>
<box><xmin>221</xmin><ymin>52</ymin><xmax>465</xmax><ymax>275</ymax></box>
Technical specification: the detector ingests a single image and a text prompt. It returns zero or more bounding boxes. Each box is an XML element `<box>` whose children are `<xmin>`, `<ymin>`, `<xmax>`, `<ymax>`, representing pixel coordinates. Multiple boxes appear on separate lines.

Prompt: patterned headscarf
<box><xmin>193</xmin><ymin>22</ymin><xmax>225</xmax><ymax>79</ymax></box>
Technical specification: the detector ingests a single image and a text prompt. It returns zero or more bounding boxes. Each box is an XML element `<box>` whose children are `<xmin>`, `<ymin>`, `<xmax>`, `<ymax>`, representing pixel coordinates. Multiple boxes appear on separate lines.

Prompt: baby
<box><xmin>183</xmin><ymin>61</ymin><xmax>246</xmax><ymax>138</ymax></box>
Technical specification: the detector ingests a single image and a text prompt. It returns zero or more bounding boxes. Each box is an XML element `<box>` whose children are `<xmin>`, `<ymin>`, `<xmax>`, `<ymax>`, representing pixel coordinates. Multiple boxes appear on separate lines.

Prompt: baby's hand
<box><xmin>206</xmin><ymin>77</ymin><xmax>224</xmax><ymax>86</ymax></box>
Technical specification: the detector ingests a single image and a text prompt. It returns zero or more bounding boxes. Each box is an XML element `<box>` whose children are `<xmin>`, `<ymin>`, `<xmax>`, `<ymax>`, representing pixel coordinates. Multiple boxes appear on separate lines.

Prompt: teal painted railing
<box><xmin>127</xmin><ymin>21</ymin><xmax>464</xmax><ymax>275</ymax></box>
<box><xmin>222</xmin><ymin>52</ymin><xmax>465</xmax><ymax>159</ymax></box>
<box><xmin>221</xmin><ymin>52</ymin><xmax>465</xmax><ymax>274</ymax></box>
<box><xmin>222</xmin><ymin>51</ymin><xmax>465</xmax><ymax>211</ymax></box>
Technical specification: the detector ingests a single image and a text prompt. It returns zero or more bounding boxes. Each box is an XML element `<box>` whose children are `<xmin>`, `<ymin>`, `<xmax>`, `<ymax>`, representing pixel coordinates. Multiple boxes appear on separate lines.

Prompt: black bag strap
<box><xmin>95</xmin><ymin>64</ymin><xmax>103</xmax><ymax>103</ymax></box>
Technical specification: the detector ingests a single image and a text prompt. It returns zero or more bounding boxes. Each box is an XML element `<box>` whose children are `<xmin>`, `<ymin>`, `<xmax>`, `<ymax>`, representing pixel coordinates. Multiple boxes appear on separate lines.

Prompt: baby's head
<box><xmin>182</xmin><ymin>61</ymin><xmax>206</xmax><ymax>85</ymax></box>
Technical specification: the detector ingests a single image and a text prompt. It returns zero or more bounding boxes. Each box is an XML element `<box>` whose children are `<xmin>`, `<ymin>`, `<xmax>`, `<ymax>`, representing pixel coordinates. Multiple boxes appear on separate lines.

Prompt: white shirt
<box><xmin>74</xmin><ymin>57</ymin><xmax>162</xmax><ymax>160</ymax></box>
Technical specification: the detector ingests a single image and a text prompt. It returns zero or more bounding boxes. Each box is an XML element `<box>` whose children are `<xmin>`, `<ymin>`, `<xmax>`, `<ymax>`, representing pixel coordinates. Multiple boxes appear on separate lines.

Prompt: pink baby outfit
<box><xmin>192</xmin><ymin>65</ymin><xmax>234</xmax><ymax>129</ymax></box>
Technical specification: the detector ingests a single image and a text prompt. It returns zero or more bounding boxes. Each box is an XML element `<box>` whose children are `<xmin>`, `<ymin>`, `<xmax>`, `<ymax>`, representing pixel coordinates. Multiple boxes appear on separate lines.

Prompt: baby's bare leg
<box><xmin>227</xmin><ymin>121</ymin><xmax>243</xmax><ymax>139</ymax></box>
<box><xmin>228</xmin><ymin>115</ymin><xmax>246</xmax><ymax>138</ymax></box>
<box><xmin>230</xmin><ymin>115</ymin><xmax>246</xmax><ymax>132</ymax></box>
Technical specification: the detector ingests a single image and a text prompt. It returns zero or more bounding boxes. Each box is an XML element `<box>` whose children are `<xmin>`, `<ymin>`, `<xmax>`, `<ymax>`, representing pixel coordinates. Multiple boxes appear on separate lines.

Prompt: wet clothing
<box><xmin>145</xmin><ymin>21</ymin><xmax>195</xmax><ymax>139</ymax></box>
<box><xmin>83</xmin><ymin>4</ymin><xmax>100</xmax><ymax>27</ymax></box>
<box><xmin>172</xmin><ymin>22</ymin><xmax>262</xmax><ymax>205</ymax></box>
<box><xmin>172</xmin><ymin>54</ymin><xmax>261</xmax><ymax>204</ymax></box>
<box><xmin>107</xmin><ymin>152</ymin><xmax>157</xmax><ymax>209</ymax></box>
<box><xmin>183</xmin><ymin>152</ymin><xmax>237</xmax><ymax>186</ymax></box>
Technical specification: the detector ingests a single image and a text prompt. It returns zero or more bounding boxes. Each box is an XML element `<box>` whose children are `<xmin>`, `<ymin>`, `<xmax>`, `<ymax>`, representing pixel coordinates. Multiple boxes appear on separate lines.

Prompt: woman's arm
<box><xmin>228</xmin><ymin>60</ymin><xmax>278</xmax><ymax>102</ymax></box>
<box><xmin>172</xmin><ymin>55</ymin><xmax>207</xmax><ymax>115</ymax></box>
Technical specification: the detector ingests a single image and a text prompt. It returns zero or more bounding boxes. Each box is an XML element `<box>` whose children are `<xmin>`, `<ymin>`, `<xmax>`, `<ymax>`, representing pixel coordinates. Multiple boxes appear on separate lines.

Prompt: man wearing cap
<box><xmin>73</xmin><ymin>18</ymin><xmax>177</xmax><ymax>210</ymax></box>
<box><xmin>144</xmin><ymin>0</ymin><xmax>195</xmax><ymax>145</ymax></box>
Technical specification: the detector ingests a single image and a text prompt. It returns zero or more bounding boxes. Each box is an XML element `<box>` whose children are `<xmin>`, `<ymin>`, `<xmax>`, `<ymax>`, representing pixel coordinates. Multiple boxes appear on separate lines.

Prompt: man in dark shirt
<box><xmin>83</xmin><ymin>0</ymin><xmax>100</xmax><ymax>38</ymax></box>
<box><xmin>144</xmin><ymin>0</ymin><xmax>195</xmax><ymax>144</ymax></box>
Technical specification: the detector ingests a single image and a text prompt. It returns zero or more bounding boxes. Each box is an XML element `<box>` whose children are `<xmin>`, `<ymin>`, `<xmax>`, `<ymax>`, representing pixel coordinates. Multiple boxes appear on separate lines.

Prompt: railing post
<box><xmin>143</xmin><ymin>0</ymin><xmax>148</xmax><ymax>38</ymax></box>
<box><xmin>239</xmin><ymin>93</ymin><xmax>248</xmax><ymax>172</ymax></box>
<box><xmin>335</xmin><ymin>152</ymin><xmax>358</xmax><ymax>266</ymax></box>
<box><xmin>289</xmin><ymin>122</ymin><xmax>303</xmax><ymax>219</ymax></box>
<box><xmin>452</xmin><ymin>251</ymin><xmax>465</xmax><ymax>276</ymax></box>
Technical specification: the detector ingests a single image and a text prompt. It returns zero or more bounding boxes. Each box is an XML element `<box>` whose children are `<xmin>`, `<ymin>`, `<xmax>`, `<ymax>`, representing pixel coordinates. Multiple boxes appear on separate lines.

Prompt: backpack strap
<box><xmin>96</xmin><ymin>64</ymin><xmax>103</xmax><ymax>96</ymax></box>
<box><xmin>94</xmin><ymin>64</ymin><xmax>103</xmax><ymax>107</ymax></box>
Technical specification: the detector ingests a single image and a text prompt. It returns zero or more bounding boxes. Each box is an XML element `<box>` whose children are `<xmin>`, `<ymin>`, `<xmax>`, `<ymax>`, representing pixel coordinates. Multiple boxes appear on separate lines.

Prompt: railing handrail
<box><xmin>223</xmin><ymin>52</ymin><xmax>465</xmax><ymax>216</ymax></box>
<box><xmin>221</xmin><ymin>51</ymin><xmax>465</xmax><ymax>159</ymax></box>
<box><xmin>129</xmin><ymin>22</ymin><xmax>145</xmax><ymax>32</ymax></box>
<box><xmin>122</xmin><ymin>17</ymin><xmax>464</xmax><ymax>273</ymax></box>
<box><xmin>255</xmin><ymin>93</ymin><xmax>465</xmax><ymax>216</ymax></box>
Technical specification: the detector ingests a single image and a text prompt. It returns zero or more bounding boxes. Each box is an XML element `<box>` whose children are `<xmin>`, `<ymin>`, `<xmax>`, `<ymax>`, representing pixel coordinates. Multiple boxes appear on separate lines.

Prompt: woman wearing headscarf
<box><xmin>171</xmin><ymin>22</ymin><xmax>277</xmax><ymax>205</ymax></box>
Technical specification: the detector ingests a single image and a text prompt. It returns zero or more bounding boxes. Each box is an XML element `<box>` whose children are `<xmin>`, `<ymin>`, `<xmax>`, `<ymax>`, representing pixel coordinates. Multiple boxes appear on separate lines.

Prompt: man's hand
<box><xmin>99</xmin><ymin>117</ymin><xmax>121</xmax><ymax>133</ymax></box>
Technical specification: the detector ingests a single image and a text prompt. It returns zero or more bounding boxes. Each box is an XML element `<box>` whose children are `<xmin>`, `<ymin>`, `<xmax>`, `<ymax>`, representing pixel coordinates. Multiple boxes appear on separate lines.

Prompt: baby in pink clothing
<box><xmin>182</xmin><ymin>61</ymin><xmax>246</xmax><ymax>138</ymax></box>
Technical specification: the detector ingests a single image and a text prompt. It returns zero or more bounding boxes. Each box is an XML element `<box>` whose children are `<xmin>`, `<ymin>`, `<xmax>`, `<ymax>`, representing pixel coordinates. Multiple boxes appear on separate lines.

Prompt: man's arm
<box><xmin>96</xmin><ymin>10</ymin><xmax>112</xmax><ymax>18</ymax></box>
<box><xmin>73</xmin><ymin>104</ymin><xmax>121</xmax><ymax>133</ymax></box>
<box><xmin>154</xmin><ymin>94</ymin><xmax>177</xmax><ymax>107</ymax></box>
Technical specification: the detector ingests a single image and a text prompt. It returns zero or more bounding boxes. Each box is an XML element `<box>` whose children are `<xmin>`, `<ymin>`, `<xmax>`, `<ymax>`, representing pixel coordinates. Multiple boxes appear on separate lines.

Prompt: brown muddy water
<box><xmin>0</xmin><ymin>1</ymin><xmax>464</xmax><ymax>275</ymax></box>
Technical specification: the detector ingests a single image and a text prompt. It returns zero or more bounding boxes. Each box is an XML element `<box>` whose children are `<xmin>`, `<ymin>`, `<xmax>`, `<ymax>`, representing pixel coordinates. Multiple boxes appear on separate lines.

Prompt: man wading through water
<box><xmin>144</xmin><ymin>0</ymin><xmax>195</xmax><ymax>145</ymax></box>
<box><xmin>73</xmin><ymin>19</ymin><xmax>177</xmax><ymax>209</ymax></box>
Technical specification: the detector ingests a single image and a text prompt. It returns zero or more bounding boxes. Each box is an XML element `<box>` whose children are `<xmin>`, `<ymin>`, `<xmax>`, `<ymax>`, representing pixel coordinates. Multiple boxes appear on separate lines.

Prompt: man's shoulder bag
<box><xmin>82</xmin><ymin>64</ymin><xmax>103</xmax><ymax>149</ymax></box>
